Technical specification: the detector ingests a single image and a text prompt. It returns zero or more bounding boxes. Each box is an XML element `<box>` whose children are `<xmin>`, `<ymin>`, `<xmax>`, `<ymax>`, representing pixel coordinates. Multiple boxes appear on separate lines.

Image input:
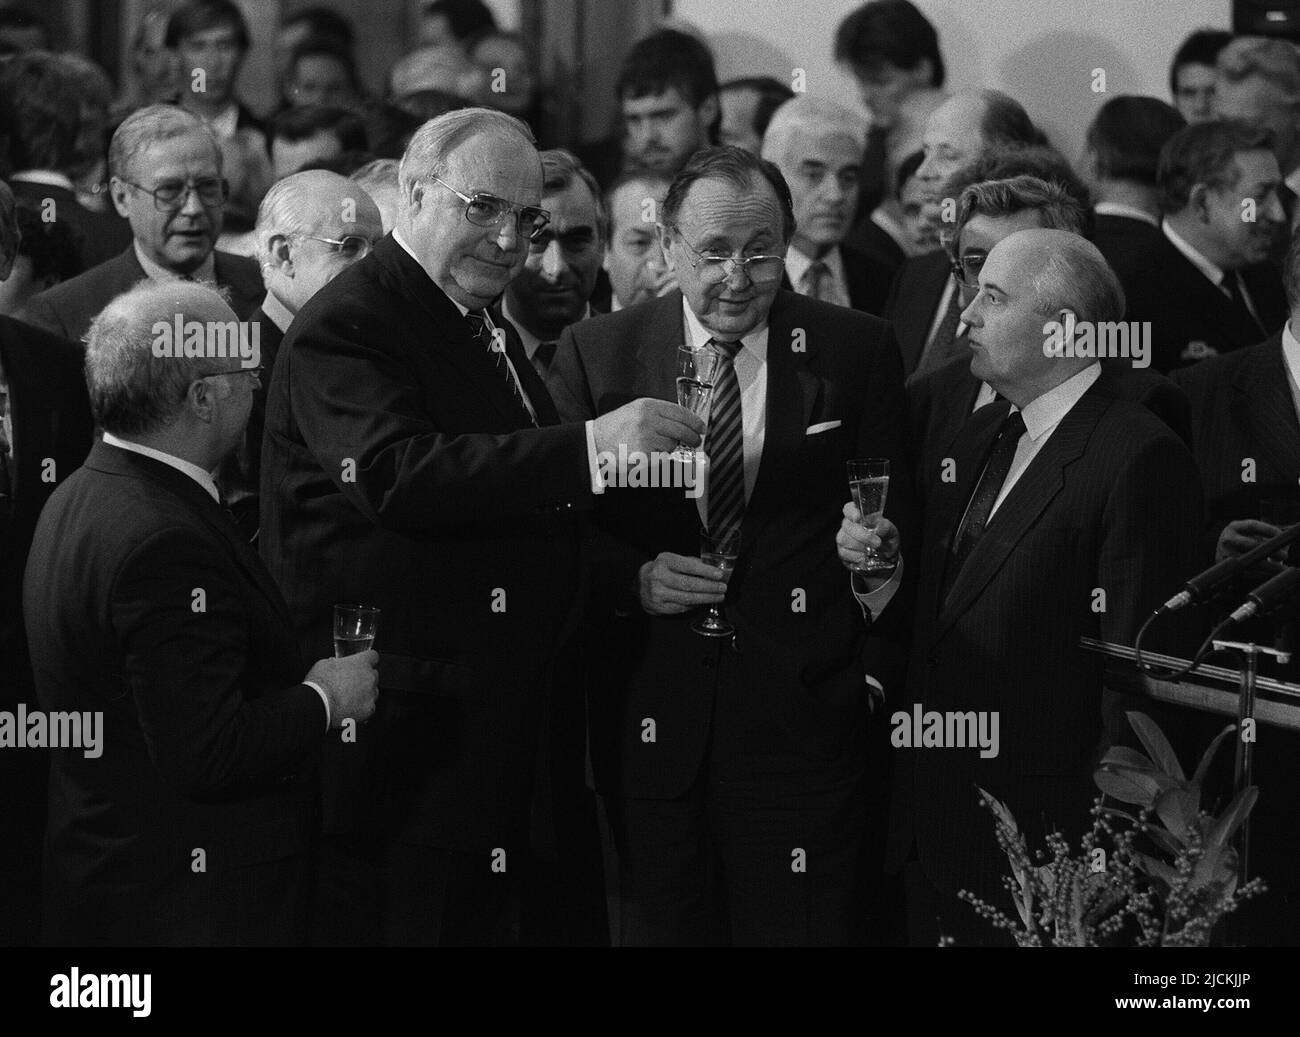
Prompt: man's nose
<box><xmin>960</xmin><ymin>295</ymin><xmax>981</xmax><ymax>326</ymax></box>
<box><xmin>495</xmin><ymin>216</ymin><xmax>521</xmax><ymax>251</ymax></box>
<box><xmin>178</xmin><ymin>185</ymin><xmax>206</xmax><ymax>217</ymax></box>
<box><xmin>540</xmin><ymin>240</ymin><xmax>564</xmax><ymax>280</ymax></box>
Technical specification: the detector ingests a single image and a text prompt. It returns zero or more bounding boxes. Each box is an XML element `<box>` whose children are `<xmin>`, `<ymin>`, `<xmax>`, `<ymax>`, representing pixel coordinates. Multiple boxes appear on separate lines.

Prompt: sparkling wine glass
<box><xmin>692</xmin><ymin>526</ymin><xmax>740</xmax><ymax>637</ymax></box>
<box><xmin>846</xmin><ymin>459</ymin><xmax>893</xmax><ymax>575</ymax></box>
<box><xmin>333</xmin><ymin>604</ymin><xmax>380</xmax><ymax>657</ymax></box>
<box><xmin>672</xmin><ymin>345</ymin><xmax>722</xmax><ymax>462</ymax></box>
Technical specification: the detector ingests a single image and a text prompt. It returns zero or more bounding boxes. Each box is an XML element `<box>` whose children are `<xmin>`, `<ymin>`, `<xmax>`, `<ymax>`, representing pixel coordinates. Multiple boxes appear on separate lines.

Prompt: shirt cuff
<box><xmin>851</xmin><ymin>556</ymin><xmax>904</xmax><ymax>621</ymax></box>
<box><xmin>303</xmin><ymin>680</ymin><xmax>330</xmax><ymax>732</ymax></box>
<box><xmin>585</xmin><ymin>419</ymin><xmax>606</xmax><ymax>495</ymax></box>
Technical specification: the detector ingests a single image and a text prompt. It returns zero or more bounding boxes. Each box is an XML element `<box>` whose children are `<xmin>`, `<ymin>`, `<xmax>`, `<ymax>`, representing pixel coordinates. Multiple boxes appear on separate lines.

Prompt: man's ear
<box><xmin>656</xmin><ymin>224</ymin><xmax>678</xmax><ymax>273</ymax></box>
<box><xmin>697</xmin><ymin>93</ymin><xmax>720</xmax><ymax>138</ymax></box>
<box><xmin>109</xmin><ymin>177</ymin><xmax>133</xmax><ymax>219</ymax></box>
<box><xmin>268</xmin><ymin>233</ymin><xmax>294</xmax><ymax>277</ymax></box>
<box><xmin>1189</xmin><ymin>182</ymin><xmax>1212</xmax><ymax>222</ymax></box>
<box><xmin>186</xmin><ymin>374</ymin><xmax>222</xmax><ymax>424</ymax></box>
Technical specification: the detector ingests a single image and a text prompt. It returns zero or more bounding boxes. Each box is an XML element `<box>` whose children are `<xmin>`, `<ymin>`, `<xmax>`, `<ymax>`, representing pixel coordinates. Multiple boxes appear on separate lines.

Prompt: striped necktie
<box><xmin>705</xmin><ymin>338</ymin><xmax>745</xmax><ymax>536</ymax></box>
<box><xmin>467</xmin><ymin>308</ymin><xmax>530</xmax><ymax>414</ymax></box>
<box><xmin>802</xmin><ymin>260</ymin><xmax>830</xmax><ymax>302</ymax></box>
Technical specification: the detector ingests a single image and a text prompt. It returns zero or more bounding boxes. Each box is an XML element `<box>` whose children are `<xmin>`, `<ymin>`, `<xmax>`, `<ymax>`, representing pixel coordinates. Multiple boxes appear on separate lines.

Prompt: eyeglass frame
<box><xmin>667</xmin><ymin>227</ymin><xmax>786</xmax><ymax>284</ymax></box>
<box><xmin>200</xmin><ymin>365</ymin><xmax>264</xmax><ymax>388</ymax></box>
<box><xmin>425</xmin><ymin>174</ymin><xmax>551</xmax><ymax>242</ymax></box>
<box><xmin>950</xmin><ymin>248</ymin><xmax>989</xmax><ymax>297</ymax></box>
<box><xmin>291</xmin><ymin>233</ymin><xmax>374</xmax><ymax>259</ymax></box>
<box><xmin>117</xmin><ymin>176</ymin><xmax>230</xmax><ymax>212</ymax></box>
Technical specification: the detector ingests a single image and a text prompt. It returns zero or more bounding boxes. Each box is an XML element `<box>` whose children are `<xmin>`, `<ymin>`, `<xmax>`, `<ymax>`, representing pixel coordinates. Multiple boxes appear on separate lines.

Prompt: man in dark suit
<box><xmin>0</xmin><ymin>182</ymin><xmax>94</xmax><ymax>946</ymax></box>
<box><xmin>1139</xmin><ymin>120</ymin><xmax>1288</xmax><ymax>372</ymax></box>
<box><xmin>762</xmin><ymin>95</ymin><xmax>895</xmax><ymax>317</ymax></box>
<box><xmin>0</xmin><ymin>51</ymin><xmax>132</xmax><ymax>271</ymax></box>
<box><xmin>503</xmin><ymin>150</ymin><xmax>606</xmax><ymax>381</ymax></box>
<box><xmin>215</xmin><ymin>170</ymin><xmax>383</xmax><ymax>539</ymax></box>
<box><xmin>862</xmin><ymin>229</ymin><xmax>1204</xmax><ymax>946</ymax></box>
<box><xmin>548</xmin><ymin>145</ymin><xmax>913</xmax><ymax>945</ymax></box>
<box><xmin>1083</xmin><ymin>96</ymin><xmax>1186</xmax><ymax>292</ymax></box>
<box><xmin>258</xmin><ymin>107</ymin><xmax>700</xmax><ymax>946</ymax></box>
<box><xmin>23</xmin><ymin>280</ymin><xmax>378</xmax><ymax>946</ymax></box>
<box><xmin>20</xmin><ymin>105</ymin><xmax>263</xmax><ymax>345</ymax></box>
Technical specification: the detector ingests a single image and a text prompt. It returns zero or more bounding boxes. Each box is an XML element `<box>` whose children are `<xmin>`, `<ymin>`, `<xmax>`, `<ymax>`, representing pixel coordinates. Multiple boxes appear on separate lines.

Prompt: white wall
<box><xmin>674</xmin><ymin>0</ymin><xmax>1231</xmax><ymax>161</ymax></box>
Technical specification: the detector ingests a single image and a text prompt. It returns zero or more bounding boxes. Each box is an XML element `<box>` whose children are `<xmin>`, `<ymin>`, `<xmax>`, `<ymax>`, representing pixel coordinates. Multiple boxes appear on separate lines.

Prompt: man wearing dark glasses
<box><xmin>260</xmin><ymin>107</ymin><xmax>700</xmax><ymax>946</ymax></box>
<box><xmin>20</xmin><ymin>104</ymin><xmax>263</xmax><ymax>345</ymax></box>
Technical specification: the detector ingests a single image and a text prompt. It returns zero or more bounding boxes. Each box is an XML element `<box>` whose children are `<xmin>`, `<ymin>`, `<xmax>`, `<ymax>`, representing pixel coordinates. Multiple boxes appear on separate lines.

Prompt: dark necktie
<box><xmin>1225</xmin><ymin>272</ymin><xmax>1265</xmax><ymax>338</ymax></box>
<box><xmin>917</xmin><ymin>287</ymin><xmax>964</xmax><ymax>376</ymax></box>
<box><xmin>0</xmin><ymin>446</ymin><xmax>12</xmax><ymax>534</ymax></box>
<box><xmin>532</xmin><ymin>340</ymin><xmax>558</xmax><ymax>378</ymax></box>
<box><xmin>705</xmin><ymin>338</ymin><xmax>745</xmax><ymax>536</ymax></box>
<box><xmin>940</xmin><ymin>409</ymin><xmax>1026</xmax><ymax>604</ymax></box>
<box><xmin>467</xmin><ymin>309</ymin><xmax>530</xmax><ymax>413</ymax></box>
<box><xmin>802</xmin><ymin>260</ymin><xmax>830</xmax><ymax>302</ymax></box>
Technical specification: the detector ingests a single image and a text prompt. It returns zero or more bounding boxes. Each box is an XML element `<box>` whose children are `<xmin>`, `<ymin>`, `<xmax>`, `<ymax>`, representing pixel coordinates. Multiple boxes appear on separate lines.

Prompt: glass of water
<box><xmin>672</xmin><ymin>345</ymin><xmax>722</xmax><ymax>462</ymax></box>
<box><xmin>333</xmin><ymin>604</ymin><xmax>380</xmax><ymax>657</ymax></box>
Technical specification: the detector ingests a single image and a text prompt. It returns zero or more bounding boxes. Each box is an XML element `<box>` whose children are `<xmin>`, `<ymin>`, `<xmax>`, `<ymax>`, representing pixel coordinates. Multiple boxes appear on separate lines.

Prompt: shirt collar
<box><xmin>9</xmin><ymin>170</ymin><xmax>75</xmax><ymax>192</ymax></box>
<box><xmin>501</xmin><ymin>298</ymin><xmax>590</xmax><ymax>359</ymax></box>
<box><xmin>1282</xmin><ymin>320</ymin><xmax>1300</xmax><ymax>387</ymax></box>
<box><xmin>392</xmin><ymin>227</ymin><xmax>471</xmax><ymax>317</ymax></box>
<box><xmin>1094</xmin><ymin>200</ymin><xmax>1159</xmax><ymax>227</ymax></box>
<box><xmin>133</xmin><ymin>240</ymin><xmax>216</xmax><ymax>284</ymax></box>
<box><xmin>784</xmin><ymin>244</ymin><xmax>846</xmax><ymax>294</ymax></box>
<box><xmin>1017</xmin><ymin>362</ymin><xmax>1102</xmax><ymax>442</ymax></box>
<box><xmin>260</xmin><ymin>291</ymin><xmax>295</xmax><ymax>334</ymax></box>
<box><xmin>681</xmin><ymin>297</ymin><xmax>769</xmax><ymax>360</ymax></box>
<box><xmin>203</xmin><ymin>103</ymin><xmax>240</xmax><ymax>141</ymax></box>
<box><xmin>1162</xmin><ymin>220</ymin><xmax>1225</xmax><ymax>288</ymax></box>
<box><xmin>101</xmin><ymin>431</ymin><xmax>221</xmax><ymax>504</ymax></box>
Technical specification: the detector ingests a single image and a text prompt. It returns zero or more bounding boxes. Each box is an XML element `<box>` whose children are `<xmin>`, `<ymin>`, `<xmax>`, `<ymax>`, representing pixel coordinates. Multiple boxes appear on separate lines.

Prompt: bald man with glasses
<box><xmin>19</xmin><ymin>105</ymin><xmax>263</xmax><ymax>345</ymax></box>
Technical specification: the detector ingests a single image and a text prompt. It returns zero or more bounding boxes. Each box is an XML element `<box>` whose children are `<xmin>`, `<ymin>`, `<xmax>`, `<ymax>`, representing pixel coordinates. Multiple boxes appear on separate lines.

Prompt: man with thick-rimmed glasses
<box><xmin>20</xmin><ymin>104</ymin><xmax>263</xmax><ymax>345</ymax></box>
<box><xmin>548</xmin><ymin>144</ymin><xmax>913</xmax><ymax>945</ymax></box>
<box><xmin>260</xmin><ymin>107</ymin><xmax>700</xmax><ymax>946</ymax></box>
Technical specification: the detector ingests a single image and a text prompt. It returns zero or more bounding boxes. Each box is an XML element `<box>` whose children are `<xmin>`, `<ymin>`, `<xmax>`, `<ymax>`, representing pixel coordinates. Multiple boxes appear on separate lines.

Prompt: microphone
<box><xmin>1229</xmin><ymin>566</ymin><xmax>1300</xmax><ymax>623</ymax></box>
<box><xmin>1161</xmin><ymin>522</ymin><xmax>1300</xmax><ymax>612</ymax></box>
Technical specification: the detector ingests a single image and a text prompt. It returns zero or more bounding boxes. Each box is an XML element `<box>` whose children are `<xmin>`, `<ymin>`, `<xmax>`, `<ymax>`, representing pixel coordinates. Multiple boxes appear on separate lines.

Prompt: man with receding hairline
<box><xmin>848</xmin><ymin>227</ymin><xmax>1203</xmax><ymax>946</ymax></box>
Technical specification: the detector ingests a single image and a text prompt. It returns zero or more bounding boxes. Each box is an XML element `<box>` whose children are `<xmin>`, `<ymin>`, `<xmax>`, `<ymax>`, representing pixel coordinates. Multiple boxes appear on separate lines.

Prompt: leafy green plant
<box><xmin>958</xmin><ymin>713</ymin><xmax>1265</xmax><ymax>947</ymax></box>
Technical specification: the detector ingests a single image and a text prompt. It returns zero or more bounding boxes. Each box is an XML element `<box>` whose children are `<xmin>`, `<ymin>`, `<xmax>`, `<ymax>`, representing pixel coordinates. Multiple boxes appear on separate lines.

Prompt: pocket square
<box><xmin>805</xmin><ymin>420</ymin><xmax>842</xmax><ymax>435</ymax></box>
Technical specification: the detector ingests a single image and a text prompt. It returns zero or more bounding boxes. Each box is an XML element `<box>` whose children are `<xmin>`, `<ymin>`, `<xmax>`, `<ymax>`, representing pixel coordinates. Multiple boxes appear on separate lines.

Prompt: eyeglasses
<box><xmin>295</xmin><ymin>233</ymin><xmax>373</xmax><ymax>260</ymax></box>
<box><xmin>427</xmin><ymin>175</ymin><xmax>551</xmax><ymax>242</ymax></box>
<box><xmin>950</xmin><ymin>249</ymin><xmax>988</xmax><ymax>300</ymax></box>
<box><xmin>202</xmin><ymin>365</ymin><xmax>263</xmax><ymax>387</ymax></box>
<box><xmin>120</xmin><ymin>176</ymin><xmax>229</xmax><ymax>212</ymax></box>
<box><xmin>670</xmin><ymin>229</ymin><xmax>785</xmax><ymax>285</ymax></box>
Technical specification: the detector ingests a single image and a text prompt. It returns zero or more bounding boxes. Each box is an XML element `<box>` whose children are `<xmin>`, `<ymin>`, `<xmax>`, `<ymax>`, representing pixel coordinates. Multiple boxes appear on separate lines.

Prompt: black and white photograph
<box><xmin>0</xmin><ymin>0</ymin><xmax>1296</xmax><ymax>1015</ymax></box>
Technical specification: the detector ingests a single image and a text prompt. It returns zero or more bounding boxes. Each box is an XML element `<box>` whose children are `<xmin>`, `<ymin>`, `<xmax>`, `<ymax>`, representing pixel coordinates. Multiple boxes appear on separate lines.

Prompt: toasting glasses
<box><xmin>672</xmin><ymin>344</ymin><xmax>723</xmax><ymax>462</ymax></box>
<box><xmin>692</xmin><ymin>526</ymin><xmax>740</xmax><ymax>638</ymax></box>
<box><xmin>846</xmin><ymin>459</ymin><xmax>893</xmax><ymax>575</ymax></box>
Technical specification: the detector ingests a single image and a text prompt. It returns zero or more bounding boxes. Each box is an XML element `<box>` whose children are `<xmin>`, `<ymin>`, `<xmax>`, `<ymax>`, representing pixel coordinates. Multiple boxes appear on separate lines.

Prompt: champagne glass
<box><xmin>846</xmin><ymin>459</ymin><xmax>893</xmax><ymax>575</ymax></box>
<box><xmin>672</xmin><ymin>345</ymin><xmax>721</xmax><ymax>461</ymax></box>
<box><xmin>692</xmin><ymin>526</ymin><xmax>740</xmax><ymax>638</ymax></box>
<box><xmin>334</xmin><ymin>604</ymin><xmax>380</xmax><ymax>657</ymax></box>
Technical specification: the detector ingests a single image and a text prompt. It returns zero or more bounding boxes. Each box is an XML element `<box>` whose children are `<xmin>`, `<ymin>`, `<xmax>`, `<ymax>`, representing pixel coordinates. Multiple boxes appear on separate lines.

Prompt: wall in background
<box><xmin>674</xmin><ymin>0</ymin><xmax>1231</xmax><ymax>161</ymax></box>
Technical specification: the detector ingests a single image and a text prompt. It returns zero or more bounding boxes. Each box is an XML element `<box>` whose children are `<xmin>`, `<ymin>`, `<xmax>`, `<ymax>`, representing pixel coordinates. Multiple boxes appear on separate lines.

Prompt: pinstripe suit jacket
<box><xmin>890</xmin><ymin>378</ymin><xmax>1205</xmax><ymax>904</ymax></box>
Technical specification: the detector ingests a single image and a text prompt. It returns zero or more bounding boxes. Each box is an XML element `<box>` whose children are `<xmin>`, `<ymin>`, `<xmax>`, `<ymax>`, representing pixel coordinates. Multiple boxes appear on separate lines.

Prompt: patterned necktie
<box><xmin>802</xmin><ymin>260</ymin><xmax>830</xmax><ymax>302</ymax></box>
<box><xmin>705</xmin><ymin>338</ymin><xmax>745</xmax><ymax>536</ymax></box>
<box><xmin>940</xmin><ymin>408</ymin><xmax>1026</xmax><ymax>604</ymax></box>
<box><xmin>467</xmin><ymin>309</ymin><xmax>528</xmax><ymax>409</ymax></box>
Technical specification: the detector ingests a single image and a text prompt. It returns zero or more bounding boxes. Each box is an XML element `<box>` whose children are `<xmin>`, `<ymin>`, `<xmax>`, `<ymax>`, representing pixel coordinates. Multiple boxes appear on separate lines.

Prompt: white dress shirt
<box><xmin>100</xmin><ymin>430</ymin><xmax>331</xmax><ymax>729</ymax></box>
<box><xmin>1280</xmin><ymin>320</ymin><xmax>1300</xmax><ymax>423</ymax></box>
<box><xmin>1162</xmin><ymin>220</ymin><xmax>1263</xmax><ymax>330</ymax></box>
<box><xmin>987</xmin><ymin>363</ymin><xmax>1102</xmax><ymax>520</ymax></box>
<box><xmin>134</xmin><ymin>240</ymin><xmax>216</xmax><ymax>284</ymax></box>
<box><xmin>785</xmin><ymin>245</ymin><xmax>852</xmax><ymax>309</ymax></box>
<box><xmin>259</xmin><ymin>291</ymin><xmax>294</xmax><ymax>335</ymax></box>
<box><xmin>501</xmin><ymin>298</ymin><xmax>591</xmax><ymax>363</ymax></box>
<box><xmin>1093</xmin><ymin>200</ymin><xmax>1159</xmax><ymax>227</ymax></box>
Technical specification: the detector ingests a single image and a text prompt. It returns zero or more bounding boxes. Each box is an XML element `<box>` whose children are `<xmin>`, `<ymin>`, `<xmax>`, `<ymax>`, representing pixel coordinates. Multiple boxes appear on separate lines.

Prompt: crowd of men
<box><xmin>2</xmin><ymin>0</ymin><xmax>1300</xmax><ymax>948</ymax></box>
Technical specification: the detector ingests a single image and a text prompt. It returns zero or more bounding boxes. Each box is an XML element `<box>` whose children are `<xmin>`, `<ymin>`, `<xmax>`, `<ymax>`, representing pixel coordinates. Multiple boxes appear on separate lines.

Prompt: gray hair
<box><xmin>396</xmin><ymin>107</ymin><xmax>535</xmax><ymax>203</ymax></box>
<box><xmin>1218</xmin><ymin>36</ymin><xmax>1300</xmax><ymax>105</ymax></box>
<box><xmin>1024</xmin><ymin>230</ymin><xmax>1126</xmax><ymax>323</ymax></box>
<box><xmin>351</xmin><ymin>158</ymin><xmax>399</xmax><ymax>196</ymax></box>
<box><xmin>760</xmin><ymin>95</ymin><xmax>869</xmax><ymax>163</ymax></box>
<box><xmin>108</xmin><ymin>103</ymin><xmax>222</xmax><ymax>181</ymax></box>
<box><xmin>85</xmin><ymin>279</ymin><xmax>234</xmax><ymax>435</ymax></box>
<box><xmin>253</xmin><ymin>169</ymin><xmax>361</xmax><ymax>268</ymax></box>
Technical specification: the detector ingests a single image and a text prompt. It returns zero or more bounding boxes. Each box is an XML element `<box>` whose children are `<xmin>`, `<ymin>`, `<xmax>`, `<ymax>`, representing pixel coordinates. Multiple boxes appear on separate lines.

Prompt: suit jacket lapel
<box><xmin>1232</xmin><ymin>334</ymin><xmax>1300</xmax><ymax>477</ymax></box>
<box><xmin>896</xmin><ymin>252</ymin><xmax>951</xmax><ymax>374</ymax></box>
<box><xmin>933</xmin><ymin>389</ymin><xmax>1108</xmax><ymax>642</ymax></box>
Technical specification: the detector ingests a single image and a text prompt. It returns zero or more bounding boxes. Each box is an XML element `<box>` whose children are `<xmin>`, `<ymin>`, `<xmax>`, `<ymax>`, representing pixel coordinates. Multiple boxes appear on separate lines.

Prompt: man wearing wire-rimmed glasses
<box><xmin>259</xmin><ymin>107</ymin><xmax>701</xmax><ymax>946</ymax></box>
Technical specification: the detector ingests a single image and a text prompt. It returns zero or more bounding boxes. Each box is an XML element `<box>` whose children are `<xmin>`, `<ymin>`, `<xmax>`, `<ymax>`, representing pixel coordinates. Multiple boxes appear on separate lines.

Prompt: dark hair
<box><xmin>1169</xmin><ymin>28</ymin><xmax>1234</xmax><ymax>95</ymax></box>
<box><xmin>834</xmin><ymin>0</ymin><xmax>945</xmax><ymax>88</ymax></box>
<box><xmin>980</xmin><ymin>90</ymin><xmax>1047</xmax><ymax>149</ymax></box>
<box><xmin>365</xmin><ymin>102</ymin><xmax>425</xmax><ymax>159</ymax></box>
<box><xmin>1158</xmin><ymin>118</ymin><xmax>1276</xmax><ymax>213</ymax></box>
<box><xmin>392</xmin><ymin>89</ymin><xmax>475</xmax><ymax>123</ymax></box>
<box><xmin>616</xmin><ymin>29</ymin><xmax>719</xmax><ymax>109</ymax></box>
<box><xmin>895</xmin><ymin>148</ymin><xmax>924</xmax><ymax>196</ymax></box>
<box><xmin>946</xmin><ymin>143</ymin><xmax>1092</xmax><ymax>235</ymax></box>
<box><xmin>284</xmin><ymin>6</ymin><xmax>355</xmax><ymax>52</ymax></box>
<box><xmin>1087</xmin><ymin>95</ymin><xmax>1186</xmax><ymax>186</ymax></box>
<box><xmin>541</xmin><ymin>148</ymin><xmax>608</xmax><ymax>240</ymax></box>
<box><xmin>422</xmin><ymin>0</ymin><xmax>497</xmax><ymax>43</ymax></box>
<box><xmin>14</xmin><ymin>198</ymin><xmax>83</xmax><ymax>284</ymax></box>
<box><xmin>720</xmin><ymin>77</ymin><xmax>796</xmax><ymax>140</ymax></box>
<box><xmin>951</xmin><ymin>175</ymin><xmax>1089</xmax><ymax>257</ymax></box>
<box><xmin>289</xmin><ymin>38</ymin><xmax>358</xmax><ymax>89</ymax></box>
<box><xmin>662</xmin><ymin>145</ymin><xmax>795</xmax><ymax>242</ymax></box>
<box><xmin>0</xmin><ymin>8</ymin><xmax>50</xmax><ymax>53</ymax></box>
<box><xmin>0</xmin><ymin>52</ymin><xmax>104</xmax><ymax>178</ymax></box>
<box><xmin>165</xmin><ymin>0</ymin><xmax>250</xmax><ymax>51</ymax></box>
<box><xmin>272</xmin><ymin>105</ymin><xmax>369</xmax><ymax>153</ymax></box>
<box><xmin>297</xmin><ymin>150</ymin><xmax>377</xmax><ymax>177</ymax></box>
